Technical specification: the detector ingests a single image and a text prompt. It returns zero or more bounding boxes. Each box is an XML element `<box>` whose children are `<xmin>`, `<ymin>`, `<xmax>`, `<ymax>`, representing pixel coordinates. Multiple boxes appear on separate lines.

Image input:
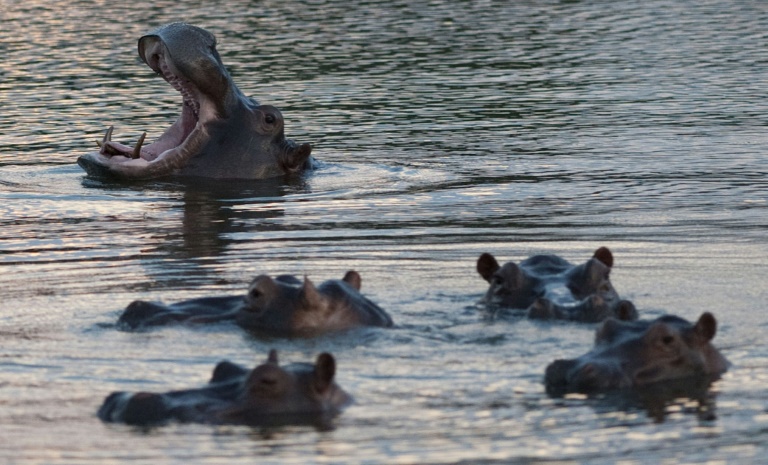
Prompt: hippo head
<box><xmin>98</xmin><ymin>349</ymin><xmax>352</xmax><ymax>426</ymax></box>
<box><xmin>219</xmin><ymin>349</ymin><xmax>352</xmax><ymax>423</ymax></box>
<box><xmin>78</xmin><ymin>22</ymin><xmax>312</xmax><ymax>180</ymax></box>
<box><xmin>235</xmin><ymin>271</ymin><xmax>366</xmax><ymax>336</ymax></box>
<box><xmin>477</xmin><ymin>247</ymin><xmax>637</xmax><ymax>322</ymax></box>
<box><xmin>545</xmin><ymin>312</ymin><xmax>730</xmax><ymax>395</ymax></box>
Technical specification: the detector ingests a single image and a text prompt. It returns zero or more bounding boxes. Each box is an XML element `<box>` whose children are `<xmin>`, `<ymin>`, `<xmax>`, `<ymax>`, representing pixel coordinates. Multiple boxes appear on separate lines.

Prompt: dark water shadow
<box><xmin>117</xmin><ymin>411</ymin><xmax>340</xmax><ymax>434</ymax></box>
<box><xmin>549</xmin><ymin>375</ymin><xmax>720</xmax><ymax>424</ymax></box>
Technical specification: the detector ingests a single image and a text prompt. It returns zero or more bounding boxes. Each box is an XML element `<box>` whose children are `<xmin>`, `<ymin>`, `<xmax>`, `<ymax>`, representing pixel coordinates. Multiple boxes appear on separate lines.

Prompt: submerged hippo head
<box><xmin>78</xmin><ymin>22</ymin><xmax>312</xmax><ymax>180</ymax></box>
<box><xmin>545</xmin><ymin>312</ymin><xmax>730</xmax><ymax>395</ymax></box>
<box><xmin>476</xmin><ymin>246</ymin><xmax>637</xmax><ymax>322</ymax></box>
<box><xmin>236</xmin><ymin>271</ymin><xmax>394</xmax><ymax>336</ymax></box>
<box><xmin>97</xmin><ymin>349</ymin><xmax>352</xmax><ymax>426</ymax></box>
<box><xmin>114</xmin><ymin>270</ymin><xmax>393</xmax><ymax>336</ymax></box>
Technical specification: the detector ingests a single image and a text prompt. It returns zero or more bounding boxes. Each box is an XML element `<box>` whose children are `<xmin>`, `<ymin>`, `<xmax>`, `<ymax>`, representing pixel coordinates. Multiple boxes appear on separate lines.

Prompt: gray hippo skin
<box><xmin>118</xmin><ymin>270</ymin><xmax>394</xmax><ymax>336</ymax></box>
<box><xmin>545</xmin><ymin>312</ymin><xmax>729</xmax><ymax>396</ymax></box>
<box><xmin>78</xmin><ymin>23</ymin><xmax>312</xmax><ymax>180</ymax></box>
<box><xmin>476</xmin><ymin>246</ymin><xmax>637</xmax><ymax>322</ymax></box>
<box><xmin>98</xmin><ymin>350</ymin><xmax>352</xmax><ymax>426</ymax></box>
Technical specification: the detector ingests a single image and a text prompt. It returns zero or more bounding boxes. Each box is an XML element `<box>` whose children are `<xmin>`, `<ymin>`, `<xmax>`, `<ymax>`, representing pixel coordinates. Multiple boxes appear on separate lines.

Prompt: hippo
<box><xmin>117</xmin><ymin>270</ymin><xmax>394</xmax><ymax>337</ymax></box>
<box><xmin>476</xmin><ymin>246</ymin><xmax>637</xmax><ymax>322</ymax></box>
<box><xmin>78</xmin><ymin>23</ymin><xmax>313</xmax><ymax>180</ymax></box>
<box><xmin>544</xmin><ymin>312</ymin><xmax>729</xmax><ymax>396</ymax></box>
<box><xmin>98</xmin><ymin>350</ymin><xmax>351</xmax><ymax>427</ymax></box>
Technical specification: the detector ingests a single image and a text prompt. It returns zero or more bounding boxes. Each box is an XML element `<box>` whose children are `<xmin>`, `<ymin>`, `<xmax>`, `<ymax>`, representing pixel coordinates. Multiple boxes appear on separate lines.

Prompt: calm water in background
<box><xmin>1</xmin><ymin>0</ymin><xmax>767</xmax><ymax>463</ymax></box>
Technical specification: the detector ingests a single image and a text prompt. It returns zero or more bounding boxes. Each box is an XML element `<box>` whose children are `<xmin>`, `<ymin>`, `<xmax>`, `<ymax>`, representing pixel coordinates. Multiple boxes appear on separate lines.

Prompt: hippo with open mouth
<box><xmin>98</xmin><ymin>350</ymin><xmax>351</xmax><ymax>427</ymax></box>
<box><xmin>78</xmin><ymin>23</ymin><xmax>313</xmax><ymax>180</ymax></box>
<box><xmin>476</xmin><ymin>247</ymin><xmax>637</xmax><ymax>322</ymax></box>
<box><xmin>117</xmin><ymin>270</ymin><xmax>394</xmax><ymax>337</ymax></box>
<box><xmin>544</xmin><ymin>312</ymin><xmax>730</xmax><ymax>396</ymax></box>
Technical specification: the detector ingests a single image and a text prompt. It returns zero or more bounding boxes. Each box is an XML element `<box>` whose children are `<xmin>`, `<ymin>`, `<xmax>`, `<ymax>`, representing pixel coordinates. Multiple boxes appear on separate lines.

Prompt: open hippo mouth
<box><xmin>97</xmin><ymin>25</ymin><xmax>220</xmax><ymax>170</ymax></box>
<box><xmin>96</xmin><ymin>46</ymin><xmax>205</xmax><ymax>162</ymax></box>
<box><xmin>78</xmin><ymin>22</ymin><xmax>313</xmax><ymax>180</ymax></box>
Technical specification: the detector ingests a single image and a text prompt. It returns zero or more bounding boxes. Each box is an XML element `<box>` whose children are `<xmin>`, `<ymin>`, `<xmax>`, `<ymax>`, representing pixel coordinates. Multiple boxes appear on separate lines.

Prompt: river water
<box><xmin>1</xmin><ymin>0</ymin><xmax>767</xmax><ymax>463</ymax></box>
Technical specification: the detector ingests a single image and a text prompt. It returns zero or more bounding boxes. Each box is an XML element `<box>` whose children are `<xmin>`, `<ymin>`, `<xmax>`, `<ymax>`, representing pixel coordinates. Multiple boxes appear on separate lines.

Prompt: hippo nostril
<box><xmin>259</xmin><ymin>376</ymin><xmax>277</xmax><ymax>386</ymax></box>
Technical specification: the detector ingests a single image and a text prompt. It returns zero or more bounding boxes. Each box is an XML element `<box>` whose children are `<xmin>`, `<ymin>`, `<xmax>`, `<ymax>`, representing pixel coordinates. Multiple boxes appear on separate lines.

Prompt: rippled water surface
<box><xmin>1</xmin><ymin>0</ymin><xmax>767</xmax><ymax>463</ymax></box>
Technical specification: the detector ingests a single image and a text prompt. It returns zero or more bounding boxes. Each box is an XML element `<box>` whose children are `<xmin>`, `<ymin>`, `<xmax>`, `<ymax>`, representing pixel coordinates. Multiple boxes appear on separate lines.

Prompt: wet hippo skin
<box><xmin>117</xmin><ymin>270</ymin><xmax>393</xmax><ymax>337</ymax></box>
<box><xmin>98</xmin><ymin>350</ymin><xmax>352</xmax><ymax>426</ymax></box>
<box><xmin>545</xmin><ymin>312</ymin><xmax>729</xmax><ymax>395</ymax></box>
<box><xmin>476</xmin><ymin>246</ymin><xmax>637</xmax><ymax>322</ymax></box>
<box><xmin>78</xmin><ymin>23</ymin><xmax>313</xmax><ymax>180</ymax></box>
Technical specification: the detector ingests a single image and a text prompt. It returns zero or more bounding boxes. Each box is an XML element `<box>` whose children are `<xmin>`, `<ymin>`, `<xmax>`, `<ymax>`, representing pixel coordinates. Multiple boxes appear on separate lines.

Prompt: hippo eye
<box><xmin>661</xmin><ymin>335</ymin><xmax>674</xmax><ymax>345</ymax></box>
<box><xmin>492</xmin><ymin>275</ymin><xmax>504</xmax><ymax>286</ymax></box>
<box><xmin>265</xmin><ymin>114</ymin><xmax>276</xmax><ymax>124</ymax></box>
<box><xmin>249</xmin><ymin>289</ymin><xmax>261</xmax><ymax>299</ymax></box>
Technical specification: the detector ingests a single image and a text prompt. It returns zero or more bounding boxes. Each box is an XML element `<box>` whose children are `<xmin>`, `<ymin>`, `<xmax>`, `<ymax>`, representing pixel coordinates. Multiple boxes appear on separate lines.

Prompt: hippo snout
<box><xmin>98</xmin><ymin>391</ymin><xmax>171</xmax><ymax>425</ymax></box>
<box><xmin>545</xmin><ymin>359</ymin><xmax>629</xmax><ymax>396</ymax></box>
<box><xmin>566</xmin><ymin>362</ymin><xmax>629</xmax><ymax>392</ymax></box>
<box><xmin>545</xmin><ymin>359</ymin><xmax>576</xmax><ymax>386</ymax></box>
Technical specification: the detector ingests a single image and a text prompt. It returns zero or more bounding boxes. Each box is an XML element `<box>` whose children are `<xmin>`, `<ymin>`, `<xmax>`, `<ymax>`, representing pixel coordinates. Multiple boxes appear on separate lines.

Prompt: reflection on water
<box><xmin>1</xmin><ymin>0</ymin><xmax>768</xmax><ymax>463</ymax></box>
<box><xmin>553</xmin><ymin>376</ymin><xmax>720</xmax><ymax>425</ymax></box>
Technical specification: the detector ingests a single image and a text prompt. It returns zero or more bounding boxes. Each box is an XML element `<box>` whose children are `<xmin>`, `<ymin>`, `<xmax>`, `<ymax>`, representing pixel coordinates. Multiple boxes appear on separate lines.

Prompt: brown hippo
<box><xmin>545</xmin><ymin>312</ymin><xmax>729</xmax><ymax>396</ymax></box>
<box><xmin>78</xmin><ymin>23</ymin><xmax>313</xmax><ymax>180</ymax></box>
<box><xmin>476</xmin><ymin>246</ymin><xmax>637</xmax><ymax>322</ymax></box>
<box><xmin>117</xmin><ymin>270</ymin><xmax>393</xmax><ymax>337</ymax></box>
<box><xmin>98</xmin><ymin>350</ymin><xmax>351</xmax><ymax>427</ymax></box>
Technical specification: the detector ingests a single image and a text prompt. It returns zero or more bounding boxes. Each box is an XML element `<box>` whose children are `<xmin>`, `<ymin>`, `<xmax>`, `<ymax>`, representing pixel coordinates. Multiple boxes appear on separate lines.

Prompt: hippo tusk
<box><xmin>131</xmin><ymin>132</ymin><xmax>147</xmax><ymax>159</ymax></box>
<box><xmin>96</xmin><ymin>126</ymin><xmax>114</xmax><ymax>148</ymax></box>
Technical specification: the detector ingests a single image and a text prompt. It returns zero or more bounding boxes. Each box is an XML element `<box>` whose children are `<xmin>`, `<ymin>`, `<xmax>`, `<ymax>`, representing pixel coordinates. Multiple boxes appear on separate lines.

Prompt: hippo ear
<box><xmin>694</xmin><ymin>312</ymin><xmax>717</xmax><ymax>341</ymax></box>
<box><xmin>300</xmin><ymin>277</ymin><xmax>324</xmax><ymax>310</ymax></box>
<box><xmin>266</xmin><ymin>349</ymin><xmax>279</xmax><ymax>365</ymax></box>
<box><xmin>592</xmin><ymin>247</ymin><xmax>614</xmax><ymax>268</ymax></box>
<box><xmin>595</xmin><ymin>318</ymin><xmax>622</xmax><ymax>344</ymax></box>
<box><xmin>313</xmin><ymin>353</ymin><xmax>336</xmax><ymax>393</ymax></box>
<box><xmin>342</xmin><ymin>270</ymin><xmax>362</xmax><ymax>291</ymax></box>
<box><xmin>615</xmin><ymin>300</ymin><xmax>638</xmax><ymax>321</ymax></box>
<box><xmin>477</xmin><ymin>253</ymin><xmax>501</xmax><ymax>282</ymax></box>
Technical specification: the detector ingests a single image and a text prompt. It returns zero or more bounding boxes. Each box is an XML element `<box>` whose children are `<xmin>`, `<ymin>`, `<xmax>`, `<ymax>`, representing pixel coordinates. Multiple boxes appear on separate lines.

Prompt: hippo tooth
<box><xmin>131</xmin><ymin>132</ymin><xmax>147</xmax><ymax>159</ymax></box>
<box><xmin>97</xmin><ymin>125</ymin><xmax>114</xmax><ymax>148</ymax></box>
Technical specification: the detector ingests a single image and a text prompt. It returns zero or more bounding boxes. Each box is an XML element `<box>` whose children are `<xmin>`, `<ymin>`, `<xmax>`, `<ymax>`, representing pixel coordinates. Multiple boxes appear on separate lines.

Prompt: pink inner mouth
<box><xmin>97</xmin><ymin>52</ymin><xmax>201</xmax><ymax>161</ymax></box>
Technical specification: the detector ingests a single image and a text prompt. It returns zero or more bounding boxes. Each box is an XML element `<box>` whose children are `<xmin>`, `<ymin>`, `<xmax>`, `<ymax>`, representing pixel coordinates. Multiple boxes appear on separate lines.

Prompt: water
<box><xmin>1</xmin><ymin>0</ymin><xmax>767</xmax><ymax>463</ymax></box>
